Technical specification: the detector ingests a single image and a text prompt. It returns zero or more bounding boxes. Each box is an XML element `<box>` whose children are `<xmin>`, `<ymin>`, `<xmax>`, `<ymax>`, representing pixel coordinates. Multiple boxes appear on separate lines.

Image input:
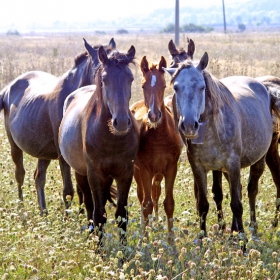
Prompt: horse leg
<box><xmin>115</xmin><ymin>167</ymin><xmax>134</xmax><ymax>245</ymax></box>
<box><xmin>34</xmin><ymin>159</ymin><xmax>51</xmax><ymax>215</ymax></box>
<box><xmin>227</xmin><ymin>163</ymin><xmax>244</xmax><ymax>235</ymax></box>
<box><xmin>247</xmin><ymin>156</ymin><xmax>266</xmax><ymax>236</ymax></box>
<box><xmin>75</xmin><ymin>172</ymin><xmax>93</xmax><ymax>221</ymax></box>
<box><xmin>151</xmin><ymin>173</ymin><xmax>163</xmax><ymax>220</ymax></box>
<box><xmin>10</xmin><ymin>141</ymin><xmax>25</xmax><ymax>201</ymax></box>
<box><xmin>188</xmin><ymin>161</ymin><xmax>209</xmax><ymax>236</ymax></box>
<box><xmin>134</xmin><ymin>166</ymin><xmax>145</xmax><ymax>226</ymax></box>
<box><xmin>59</xmin><ymin>156</ymin><xmax>74</xmax><ymax>209</ymax></box>
<box><xmin>76</xmin><ymin>184</ymin><xmax>84</xmax><ymax>214</ymax></box>
<box><xmin>87</xmin><ymin>170</ymin><xmax>108</xmax><ymax>245</ymax></box>
<box><xmin>163</xmin><ymin>165</ymin><xmax>177</xmax><ymax>245</ymax></box>
<box><xmin>140</xmin><ymin>169</ymin><xmax>154</xmax><ymax>229</ymax></box>
<box><xmin>212</xmin><ymin>170</ymin><xmax>225</xmax><ymax>229</ymax></box>
<box><xmin>265</xmin><ymin>132</ymin><xmax>280</xmax><ymax>227</ymax></box>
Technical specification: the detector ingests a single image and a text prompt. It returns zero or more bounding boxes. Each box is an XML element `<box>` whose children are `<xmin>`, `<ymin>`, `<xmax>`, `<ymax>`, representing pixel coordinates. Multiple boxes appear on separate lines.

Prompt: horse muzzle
<box><xmin>148</xmin><ymin>109</ymin><xmax>162</xmax><ymax>126</ymax></box>
<box><xmin>111</xmin><ymin>116</ymin><xmax>132</xmax><ymax>135</ymax></box>
<box><xmin>179</xmin><ymin>119</ymin><xmax>199</xmax><ymax>139</ymax></box>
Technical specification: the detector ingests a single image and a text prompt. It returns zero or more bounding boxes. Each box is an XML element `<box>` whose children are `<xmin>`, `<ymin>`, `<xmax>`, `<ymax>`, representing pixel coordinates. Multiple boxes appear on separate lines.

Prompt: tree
<box><xmin>238</xmin><ymin>23</ymin><xmax>246</xmax><ymax>32</ymax></box>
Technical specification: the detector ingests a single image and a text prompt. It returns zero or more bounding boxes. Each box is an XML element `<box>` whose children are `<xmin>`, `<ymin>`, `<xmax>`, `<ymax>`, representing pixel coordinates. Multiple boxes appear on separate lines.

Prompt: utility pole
<box><xmin>222</xmin><ymin>0</ymin><xmax>227</xmax><ymax>34</ymax></box>
<box><xmin>175</xmin><ymin>0</ymin><xmax>179</xmax><ymax>45</ymax></box>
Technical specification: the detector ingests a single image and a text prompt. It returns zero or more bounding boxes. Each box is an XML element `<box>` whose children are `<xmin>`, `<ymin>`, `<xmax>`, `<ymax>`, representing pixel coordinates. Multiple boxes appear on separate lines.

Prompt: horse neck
<box><xmin>60</xmin><ymin>58</ymin><xmax>92</xmax><ymax>96</ymax></box>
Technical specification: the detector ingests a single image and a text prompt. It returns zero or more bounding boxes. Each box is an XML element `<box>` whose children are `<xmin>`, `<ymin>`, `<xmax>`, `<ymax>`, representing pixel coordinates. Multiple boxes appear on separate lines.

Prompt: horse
<box><xmin>168</xmin><ymin>38</ymin><xmax>195</xmax><ymax>68</ymax></box>
<box><xmin>210</xmin><ymin>76</ymin><xmax>280</xmax><ymax>231</ymax></box>
<box><xmin>59</xmin><ymin>45</ymin><xmax>139</xmax><ymax>246</ymax></box>
<box><xmin>169</xmin><ymin>38</ymin><xmax>280</xmax><ymax>231</ymax></box>
<box><xmin>130</xmin><ymin>56</ymin><xmax>181</xmax><ymax>243</ymax></box>
<box><xmin>164</xmin><ymin>53</ymin><xmax>277</xmax><ymax>241</ymax></box>
<box><xmin>0</xmin><ymin>38</ymin><xmax>116</xmax><ymax>215</ymax></box>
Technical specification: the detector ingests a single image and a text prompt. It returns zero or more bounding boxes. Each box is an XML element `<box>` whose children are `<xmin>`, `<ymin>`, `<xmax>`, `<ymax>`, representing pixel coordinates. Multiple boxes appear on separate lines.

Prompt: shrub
<box><xmin>181</xmin><ymin>23</ymin><xmax>214</xmax><ymax>33</ymax></box>
<box><xmin>238</xmin><ymin>23</ymin><xmax>246</xmax><ymax>32</ymax></box>
<box><xmin>160</xmin><ymin>23</ymin><xmax>175</xmax><ymax>33</ymax></box>
<box><xmin>117</xmin><ymin>29</ymin><xmax>128</xmax><ymax>34</ymax></box>
<box><xmin>6</xmin><ymin>29</ymin><xmax>20</xmax><ymax>36</ymax></box>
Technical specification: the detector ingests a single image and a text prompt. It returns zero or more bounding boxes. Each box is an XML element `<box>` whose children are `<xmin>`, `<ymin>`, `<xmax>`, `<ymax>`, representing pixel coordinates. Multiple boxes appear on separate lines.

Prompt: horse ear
<box><xmin>83</xmin><ymin>38</ymin><xmax>97</xmax><ymax>58</ymax></box>
<box><xmin>108</xmin><ymin>38</ymin><xmax>116</xmax><ymax>50</ymax></box>
<box><xmin>127</xmin><ymin>45</ymin><xmax>136</xmax><ymax>61</ymax></box>
<box><xmin>168</xmin><ymin>39</ymin><xmax>179</xmax><ymax>56</ymax></box>
<box><xmin>187</xmin><ymin>39</ymin><xmax>195</xmax><ymax>59</ymax></box>
<box><xmin>163</xmin><ymin>67</ymin><xmax>176</xmax><ymax>76</ymax></box>
<box><xmin>159</xmin><ymin>56</ymin><xmax>167</xmax><ymax>73</ymax></box>
<box><xmin>197</xmin><ymin>52</ymin><xmax>208</xmax><ymax>71</ymax></box>
<box><xmin>98</xmin><ymin>46</ymin><xmax>109</xmax><ymax>64</ymax></box>
<box><xmin>140</xmin><ymin>56</ymin><xmax>149</xmax><ymax>74</ymax></box>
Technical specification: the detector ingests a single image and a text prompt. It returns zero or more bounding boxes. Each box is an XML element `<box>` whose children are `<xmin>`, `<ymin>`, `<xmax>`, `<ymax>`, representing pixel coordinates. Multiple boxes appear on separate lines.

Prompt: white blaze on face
<box><xmin>151</xmin><ymin>75</ymin><xmax>157</xmax><ymax>87</ymax></box>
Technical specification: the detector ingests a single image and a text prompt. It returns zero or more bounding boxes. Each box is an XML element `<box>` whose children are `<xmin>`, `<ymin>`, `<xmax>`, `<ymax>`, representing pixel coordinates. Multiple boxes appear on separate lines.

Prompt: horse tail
<box><xmin>260</xmin><ymin>79</ymin><xmax>280</xmax><ymax>132</ymax></box>
<box><xmin>0</xmin><ymin>86</ymin><xmax>7</xmax><ymax>112</ymax></box>
<box><xmin>108</xmin><ymin>184</ymin><xmax>117</xmax><ymax>207</ymax></box>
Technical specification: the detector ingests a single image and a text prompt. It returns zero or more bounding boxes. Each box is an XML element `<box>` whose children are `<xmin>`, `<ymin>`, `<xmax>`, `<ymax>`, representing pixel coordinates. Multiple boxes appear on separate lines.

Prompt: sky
<box><xmin>0</xmin><ymin>0</ymin><xmax>245</xmax><ymax>29</ymax></box>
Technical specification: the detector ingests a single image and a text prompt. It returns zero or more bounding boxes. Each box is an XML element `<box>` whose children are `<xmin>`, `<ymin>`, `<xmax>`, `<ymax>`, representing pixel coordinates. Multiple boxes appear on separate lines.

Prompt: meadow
<box><xmin>0</xmin><ymin>32</ymin><xmax>280</xmax><ymax>279</ymax></box>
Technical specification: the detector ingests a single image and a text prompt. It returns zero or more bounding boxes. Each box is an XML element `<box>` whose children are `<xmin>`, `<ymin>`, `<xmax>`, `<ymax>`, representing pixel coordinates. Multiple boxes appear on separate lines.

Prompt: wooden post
<box><xmin>222</xmin><ymin>0</ymin><xmax>227</xmax><ymax>34</ymax></box>
<box><xmin>175</xmin><ymin>0</ymin><xmax>179</xmax><ymax>45</ymax></box>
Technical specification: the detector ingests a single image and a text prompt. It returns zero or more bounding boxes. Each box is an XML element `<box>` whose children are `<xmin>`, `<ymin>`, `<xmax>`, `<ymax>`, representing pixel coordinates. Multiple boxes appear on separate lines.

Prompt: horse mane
<box><xmin>74</xmin><ymin>51</ymin><xmax>89</xmax><ymax>67</ymax></box>
<box><xmin>177</xmin><ymin>47</ymin><xmax>186</xmax><ymax>55</ymax></box>
<box><xmin>171</xmin><ymin>59</ymin><xmax>237</xmax><ymax>132</ymax></box>
<box><xmin>203</xmin><ymin>70</ymin><xmax>237</xmax><ymax>131</ymax></box>
<box><xmin>107</xmin><ymin>50</ymin><xmax>136</xmax><ymax>66</ymax></box>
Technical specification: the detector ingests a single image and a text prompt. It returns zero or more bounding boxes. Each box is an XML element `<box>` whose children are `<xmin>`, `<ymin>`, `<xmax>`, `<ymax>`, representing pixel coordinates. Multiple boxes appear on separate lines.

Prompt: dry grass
<box><xmin>0</xmin><ymin>31</ymin><xmax>280</xmax><ymax>279</ymax></box>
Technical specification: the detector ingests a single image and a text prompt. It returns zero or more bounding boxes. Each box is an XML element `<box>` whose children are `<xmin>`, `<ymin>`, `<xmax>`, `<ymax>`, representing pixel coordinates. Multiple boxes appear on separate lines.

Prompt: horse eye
<box><xmin>173</xmin><ymin>84</ymin><xmax>178</xmax><ymax>92</ymax></box>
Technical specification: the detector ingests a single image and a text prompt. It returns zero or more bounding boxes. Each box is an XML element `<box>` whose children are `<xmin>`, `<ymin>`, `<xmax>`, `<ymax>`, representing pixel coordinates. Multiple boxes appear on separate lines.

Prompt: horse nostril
<box><xmin>113</xmin><ymin>119</ymin><xmax>118</xmax><ymax>127</ymax></box>
<box><xmin>194</xmin><ymin>121</ymin><xmax>199</xmax><ymax>130</ymax></box>
<box><xmin>127</xmin><ymin>117</ymin><xmax>131</xmax><ymax>126</ymax></box>
<box><xmin>180</xmin><ymin>122</ymin><xmax>185</xmax><ymax>131</ymax></box>
<box><xmin>158</xmin><ymin>111</ymin><xmax>162</xmax><ymax>120</ymax></box>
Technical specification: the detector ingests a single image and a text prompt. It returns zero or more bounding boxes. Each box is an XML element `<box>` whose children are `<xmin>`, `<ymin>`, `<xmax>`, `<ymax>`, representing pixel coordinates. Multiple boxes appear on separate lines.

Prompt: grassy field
<box><xmin>0</xmin><ymin>32</ymin><xmax>280</xmax><ymax>279</ymax></box>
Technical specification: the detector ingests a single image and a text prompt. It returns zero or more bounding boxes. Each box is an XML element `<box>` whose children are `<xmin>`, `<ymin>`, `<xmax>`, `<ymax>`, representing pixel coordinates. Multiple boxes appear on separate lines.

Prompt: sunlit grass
<box><xmin>0</xmin><ymin>32</ymin><xmax>280</xmax><ymax>279</ymax></box>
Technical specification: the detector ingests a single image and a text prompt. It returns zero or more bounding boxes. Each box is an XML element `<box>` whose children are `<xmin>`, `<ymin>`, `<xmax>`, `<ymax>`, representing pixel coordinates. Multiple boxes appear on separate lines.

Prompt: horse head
<box><xmin>164</xmin><ymin>52</ymin><xmax>208</xmax><ymax>139</ymax></box>
<box><xmin>98</xmin><ymin>45</ymin><xmax>136</xmax><ymax>135</ymax></box>
<box><xmin>140</xmin><ymin>56</ymin><xmax>167</xmax><ymax>127</ymax></box>
<box><xmin>168</xmin><ymin>38</ymin><xmax>195</xmax><ymax>68</ymax></box>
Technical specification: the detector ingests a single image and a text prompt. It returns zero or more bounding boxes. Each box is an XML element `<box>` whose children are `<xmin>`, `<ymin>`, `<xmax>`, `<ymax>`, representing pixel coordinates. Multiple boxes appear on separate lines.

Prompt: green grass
<box><xmin>0</xmin><ymin>32</ymin><xmax>280</xmax><ymax>279</ymax></box>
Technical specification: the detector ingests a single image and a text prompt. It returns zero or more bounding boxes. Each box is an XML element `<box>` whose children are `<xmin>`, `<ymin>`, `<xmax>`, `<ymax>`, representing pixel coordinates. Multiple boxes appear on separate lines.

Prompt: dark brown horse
<box><xmin>0</xmin><ymin>38</ymin><xmax>116</xmax><ymax>214</ymax></box>
<box><xmin>59</xmin><ymin>45</ymin><xmax>139</xmax><ymax>245</ymax></box>
<box><xmin>130</xmin><ymin>56</ymin><xmax>181</xmax><ymax>243</ymax></box>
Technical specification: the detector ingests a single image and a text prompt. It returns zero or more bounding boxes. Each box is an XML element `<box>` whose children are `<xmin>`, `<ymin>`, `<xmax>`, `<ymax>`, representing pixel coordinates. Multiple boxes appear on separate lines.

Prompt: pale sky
<box><xmin>0</xmin><ymin>0</ymin><xmax>244</xmax><ymax>28</ymax></box>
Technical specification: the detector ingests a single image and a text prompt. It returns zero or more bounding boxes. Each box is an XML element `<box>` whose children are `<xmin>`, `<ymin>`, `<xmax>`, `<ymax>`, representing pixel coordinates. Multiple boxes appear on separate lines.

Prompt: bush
<box><xmin>238</xmin><ymin>23</ymin><xmax>246</xmax><ymax>32</ymax></box>
<box><xmin>95</xmin><ymin>30</ymin><xmax>106</xmax><ymax>35</ymax></box>
<box><xmin>117</xmin><ymin>29</ymin><xmax>128</xmax><ymax>34</ymax></box>
<box><xmin>181</xmin><ymin>23</ymin><xmax>214</xmax><ymax>33</ymax></box>
<box><xmin>160</xmin><ymin>23</ymin><xmax>213</xmax><ymax>34</ymax></box>
<box><xmin>6</xmin><ymin>29</ymin><xmax>20</xmax><ymax>36</ymax></box>
<box><xmin>160</xmin><ymin>23</ymin><xmax>175</xmax><ymax>33</ymax></box>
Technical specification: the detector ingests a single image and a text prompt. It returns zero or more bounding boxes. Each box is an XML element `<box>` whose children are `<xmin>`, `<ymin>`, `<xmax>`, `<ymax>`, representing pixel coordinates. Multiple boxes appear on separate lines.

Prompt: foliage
<box><xmin>95</xmin><ymin>30</ymin><xmax>106</xmax><ymax>35</ymax></box>
<box><xmin>160</xmin><ymin>23</ymin><xmax>175</xmax><ymax>33</ymax></box>
<box><xmin>238</xmin><ymin>23</ymin><xmax>246</xmax><ymax>32</ymax></box>
<box><xmin>181</xmin><ymin>23</ymin><xmax>214</xmax><ymax>33</ymax></box>
<box><xmin>0</xmin><ymin>32</ymin><xmax>280</xmax><ymax>278</ymax></box>
<box><xmin>6</xmin><ymin>29</ymin><xmax>20</xmax><ymax>36</ymax></box>
<box><xmin>117</xmin><ymin>29</ymin><xmax>129</xmax><ymax>34</ymax></box>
